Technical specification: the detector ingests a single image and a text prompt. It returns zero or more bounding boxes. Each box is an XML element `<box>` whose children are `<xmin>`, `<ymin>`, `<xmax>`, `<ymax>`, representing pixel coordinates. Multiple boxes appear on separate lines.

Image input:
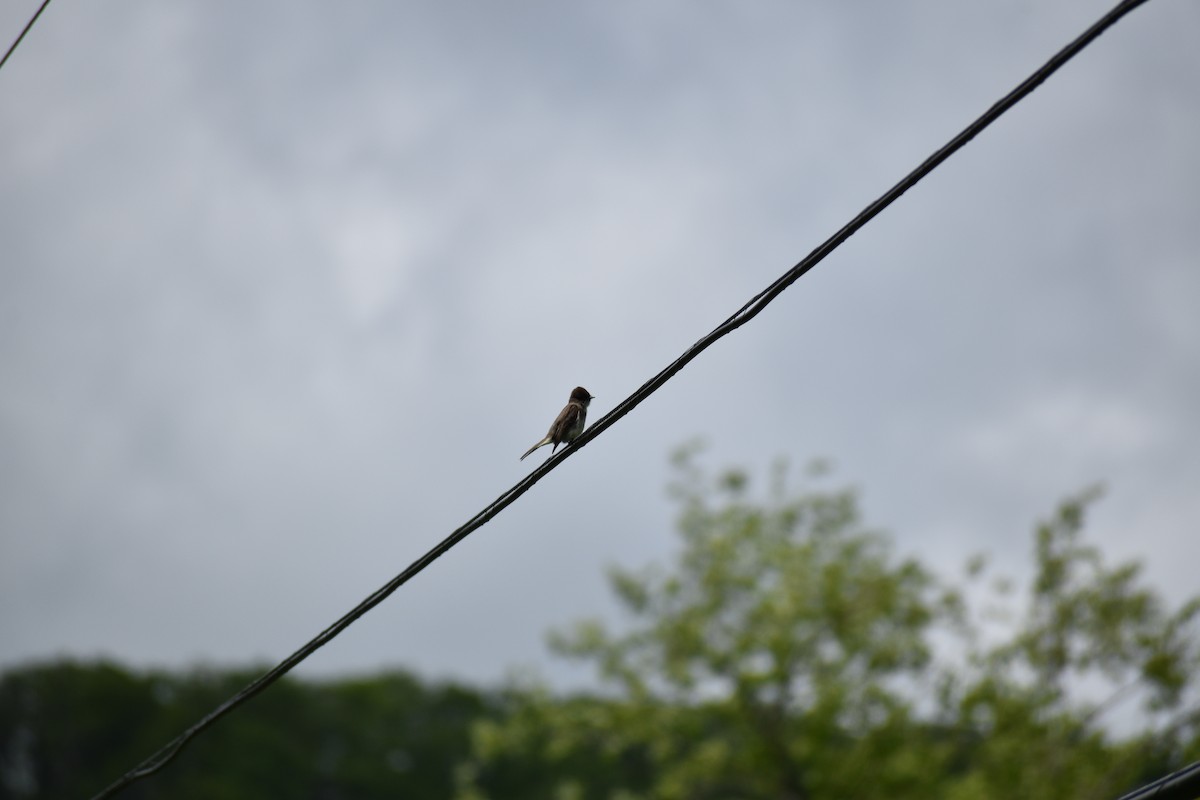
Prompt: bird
<box><xmin>520</xmin><ymin>386</ymin><xmax>594</xmax><ymax>460</ymax></box>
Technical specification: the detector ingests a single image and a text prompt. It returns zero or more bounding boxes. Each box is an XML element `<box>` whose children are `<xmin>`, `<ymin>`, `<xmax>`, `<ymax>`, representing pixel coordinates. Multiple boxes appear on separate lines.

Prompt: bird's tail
<box><xmin>520</xmin><ymin>437</ymin><xmax>552</xmax><ymax>461</ymax></box>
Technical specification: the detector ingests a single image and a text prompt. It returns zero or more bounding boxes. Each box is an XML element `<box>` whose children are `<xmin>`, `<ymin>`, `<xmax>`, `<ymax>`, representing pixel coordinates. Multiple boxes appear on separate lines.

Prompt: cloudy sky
<box><xmin>1</xmin><ymin>0</ymin><xmax>1197</xmax><ymax>691</ymax></box>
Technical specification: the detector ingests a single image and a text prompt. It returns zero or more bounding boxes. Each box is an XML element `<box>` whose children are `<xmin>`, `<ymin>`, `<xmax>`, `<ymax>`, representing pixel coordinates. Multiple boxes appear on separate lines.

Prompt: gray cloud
<box><xmin>1</xmin><ymin>0</ymin><xmax>1197</xmax><ymax>686</ymax></box>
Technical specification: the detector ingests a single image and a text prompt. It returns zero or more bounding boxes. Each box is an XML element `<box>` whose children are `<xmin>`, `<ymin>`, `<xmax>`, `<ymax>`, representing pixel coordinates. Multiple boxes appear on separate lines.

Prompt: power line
<box><xmin>0</xmin><ymin>0</ymin><xmax>53</xmax><ymax>73</ymax></box>
<box><xmin>90</xmin><ymin>0</ymin><xmax>1153</xmax><ymax>797</ymax></box>
<box><xmin>1114</xmin><ymin>760</ymin><xmax>1200</xmax><ymax>800</ymax></box>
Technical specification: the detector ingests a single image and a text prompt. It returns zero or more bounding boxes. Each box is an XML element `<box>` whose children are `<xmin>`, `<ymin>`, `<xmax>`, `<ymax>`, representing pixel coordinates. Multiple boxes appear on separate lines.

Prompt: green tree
<box><xmin>936</xmin><ymin>489</ymin><xmax>1200</xmax><ymax>800</ymax></box>
<box><xmin>0</xmin><ymin>663</ymin><xmax>494</xmax><ymax>799</ymax></box>
<box><xmin>462</xmin><ymin>448</ymin><xmax>958</xmax><ymax>800</ymax></box>
<box><xmin>0</xmin><ymin>661</ymin><xmax>162</xmax><ymax>799</ymax></box>
<box><xmin>459</xmin><ymin>448</ymin><xmax>1200</xmax><ymax>800</ymax></box>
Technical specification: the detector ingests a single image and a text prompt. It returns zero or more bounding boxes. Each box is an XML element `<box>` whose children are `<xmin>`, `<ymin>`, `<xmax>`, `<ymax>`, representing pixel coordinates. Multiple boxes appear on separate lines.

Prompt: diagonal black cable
<box><xmin>1114</xmin><ymin>759</ymin><xmax>1200</xmax><ymax>800</ymax></box>
<box><xmin>91</xmin><ymin>0</ymin><xmax>1152</xmax><ymax>796</ymax></box>
<box><xmin>0</xmin><ymin>0</ymin><xmax>54</xmax><ymax>73</ymax></box>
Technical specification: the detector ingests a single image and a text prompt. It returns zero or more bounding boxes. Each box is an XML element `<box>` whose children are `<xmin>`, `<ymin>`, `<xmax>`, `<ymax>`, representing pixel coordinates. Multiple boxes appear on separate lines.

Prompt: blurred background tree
<box><xmin>0</xmin><ymin>665</ymin><xmax>493</xmax><ymax>799</ymax></box>
<box><xmin>936</xmin><ymin>488</ymin><xmax>1200</xmax><ymax>800</ymax></box>
<box><xmin>457</xmin><ymin>446</ymin><xmax>1200</xmax><ymax>800</ymax></box>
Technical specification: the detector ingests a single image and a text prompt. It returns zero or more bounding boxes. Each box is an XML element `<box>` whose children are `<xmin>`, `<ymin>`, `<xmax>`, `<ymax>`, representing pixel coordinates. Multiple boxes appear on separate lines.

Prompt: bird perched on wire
<box><xmin>520</xmin><ymin>386</ymin><xmax>594</xmax><ymax>460</ymax></box>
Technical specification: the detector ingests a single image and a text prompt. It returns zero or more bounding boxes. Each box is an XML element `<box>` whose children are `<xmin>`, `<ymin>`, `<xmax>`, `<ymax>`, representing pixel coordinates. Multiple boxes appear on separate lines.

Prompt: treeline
<box><xmin>0</xmin><ymin>661</ymin><xmax>491</xmax><ymax>799</ymax></box>
<box><xmin>3</xmin><ymin>450</ymin><xmax>1198</xmax><ymax>799</ymax></box>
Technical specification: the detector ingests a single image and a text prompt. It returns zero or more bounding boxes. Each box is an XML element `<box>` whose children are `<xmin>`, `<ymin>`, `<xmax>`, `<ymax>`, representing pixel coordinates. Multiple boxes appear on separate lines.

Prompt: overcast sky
<box><xmin>1</xmin><ymin>0</ymin><xmax>1197</xmax><ymax>691</ymax></box>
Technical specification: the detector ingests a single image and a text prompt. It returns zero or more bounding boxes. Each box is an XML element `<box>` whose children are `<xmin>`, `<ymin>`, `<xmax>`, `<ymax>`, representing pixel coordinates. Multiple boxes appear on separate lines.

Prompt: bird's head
<box><xmin>570</xmin><ymin>386</ymin><xmax>593</xmax><ymax>406</ymax></box>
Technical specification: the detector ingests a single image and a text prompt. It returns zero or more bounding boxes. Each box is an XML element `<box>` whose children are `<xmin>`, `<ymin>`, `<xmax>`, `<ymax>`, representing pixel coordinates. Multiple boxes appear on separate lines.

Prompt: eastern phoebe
<box><xmin>520</xmin><ymin>386</ymin><xmax>594</xmax><ymax>460</ymax></box>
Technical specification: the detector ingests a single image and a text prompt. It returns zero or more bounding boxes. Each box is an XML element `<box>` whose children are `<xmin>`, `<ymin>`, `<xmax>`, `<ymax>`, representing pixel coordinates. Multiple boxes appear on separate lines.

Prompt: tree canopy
<box><xmin>458</xmin><ymin>447</ymin><xmax>1200</xmax><ymax>800</ymax></box>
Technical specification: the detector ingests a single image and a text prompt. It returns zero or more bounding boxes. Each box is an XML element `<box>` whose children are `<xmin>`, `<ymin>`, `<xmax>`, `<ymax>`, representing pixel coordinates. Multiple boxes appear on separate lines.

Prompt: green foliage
<box><xmin>937</xmin><ymin>488</ymin><xmax>1200</xmax><ymax>800</ymax></box>
<box><xmin>459</xmin><ymin>449</ymin><xmax>1200</xmax><ymax>800</ymax></box>
<box><xmin>0</xmin><ymin>663</ymin><xmax>494</xmax><ymax>799</ymax></box>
